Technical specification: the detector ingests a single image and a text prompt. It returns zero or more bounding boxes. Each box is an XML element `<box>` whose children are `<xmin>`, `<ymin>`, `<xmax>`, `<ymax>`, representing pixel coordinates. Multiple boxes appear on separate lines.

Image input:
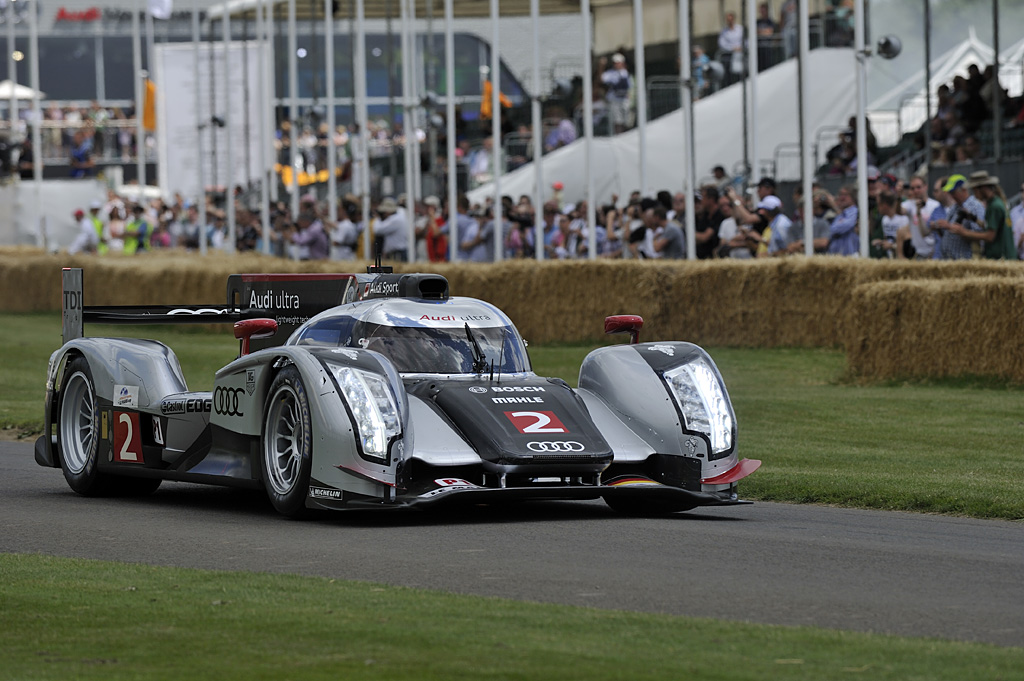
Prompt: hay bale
<box><xmin>4</xmin><ymin>249</ymin><xmax>1024</xmax><ymax>367</ymax></box>
<box><xmin>846</xmin><ymin>277</ymin><xmax>1024</xmax><ymax>382</ymax></box>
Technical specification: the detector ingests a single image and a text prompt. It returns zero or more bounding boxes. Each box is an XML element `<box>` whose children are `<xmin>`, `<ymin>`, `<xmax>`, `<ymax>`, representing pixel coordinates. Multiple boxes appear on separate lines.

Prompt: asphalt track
<box><xmin>3</xmin><ymin>441</ymin><xmax>1023</xmax><ymax>648</ymax></box>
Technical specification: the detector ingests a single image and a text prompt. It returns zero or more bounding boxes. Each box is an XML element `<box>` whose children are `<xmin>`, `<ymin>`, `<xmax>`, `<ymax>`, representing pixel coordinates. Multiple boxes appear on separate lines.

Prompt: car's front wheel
<box><xmin>261</xmin><ymin>367</ymin><xmax>313</xmax><ymax>518</ymax></box>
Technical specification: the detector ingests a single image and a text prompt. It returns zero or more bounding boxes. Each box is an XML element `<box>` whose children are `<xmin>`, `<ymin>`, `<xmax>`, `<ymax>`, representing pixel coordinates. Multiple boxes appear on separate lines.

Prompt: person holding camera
<box><xmin>955</xmin><ymin>171</ymin><xmax>1016</xmax><ymax>260</ymax></box>
<box><xmin>930</xmin><ymin>174</ymin><xmax>985</xmax><ymax>260</ymax></box>
<box><xmin>895</xmin><ymin>175</ymin><xmax>940</xmax><ymax>260</ymax></box>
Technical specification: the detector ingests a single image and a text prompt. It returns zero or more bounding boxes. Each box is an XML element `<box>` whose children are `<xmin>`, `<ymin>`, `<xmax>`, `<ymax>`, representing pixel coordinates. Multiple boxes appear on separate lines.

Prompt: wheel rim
<box><xmin>60</xmin><ymin>371</ymin><xmax>95</xmax><ymax>475</ymax></box>
<box><xmin>264</xmin><ymin>384</ymin><xmax>304</xmax><ymax>496</ymax></box>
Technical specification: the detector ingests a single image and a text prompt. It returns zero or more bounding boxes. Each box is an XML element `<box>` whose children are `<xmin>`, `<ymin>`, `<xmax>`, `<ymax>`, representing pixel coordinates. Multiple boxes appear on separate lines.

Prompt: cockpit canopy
<box><xmin>290</xmin><ymin>297</ymin><xmax>531</xmax><ymax>375</ymax></box>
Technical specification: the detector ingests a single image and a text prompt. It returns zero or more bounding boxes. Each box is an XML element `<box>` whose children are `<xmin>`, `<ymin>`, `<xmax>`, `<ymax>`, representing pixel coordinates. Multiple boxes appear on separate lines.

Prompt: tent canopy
<box><xmin>867</xmin><ymin>27</ymin><xmax>1024</xmax><ymax>147</ymax></box>
<box><xmin>467</xmin><ymin>48</ymin><xmax>859</xmax><ymax>206</ymax></box>
<box><xmin>0</xmin><ymin>80</ymin><xmax>44</xmax><ymax>100</ymax></box>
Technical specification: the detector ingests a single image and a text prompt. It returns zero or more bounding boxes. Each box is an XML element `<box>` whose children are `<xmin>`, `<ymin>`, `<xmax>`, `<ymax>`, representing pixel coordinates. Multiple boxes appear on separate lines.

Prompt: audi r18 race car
<box><xmin>35</xmin><ymin>266</ymin><xmax>760</xmax><ymax>517</ymax></box>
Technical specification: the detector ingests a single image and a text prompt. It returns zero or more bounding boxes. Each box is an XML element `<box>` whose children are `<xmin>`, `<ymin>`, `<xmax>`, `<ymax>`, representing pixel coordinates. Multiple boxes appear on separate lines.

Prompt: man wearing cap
<box><xmin>68</xmin><ymin>208</ymin><xmax>99</xmax><ymax>255</ymax></box>
<box><xmin>954</xmin><ymin>171</ymin><xmax>1016</xmax><ymax>260</ymax></box>
<box><xmin>930</xmin><ymin>174</ymin><xmax>985</xmax><ymax>260</ymax></box>
<box><xmin>601</xmin><ymin>53</ymin><xmax>633</xmax><ymax>134</ymax></box>
<box><xmin>760</xmin><ymin>195</ymin><xmax>793</xmax><ymax>256</ymax></box>
<box><xmin>374</xmin><ymin>196</ymin><xmax>410</xmax><ymax>261</ymax></box>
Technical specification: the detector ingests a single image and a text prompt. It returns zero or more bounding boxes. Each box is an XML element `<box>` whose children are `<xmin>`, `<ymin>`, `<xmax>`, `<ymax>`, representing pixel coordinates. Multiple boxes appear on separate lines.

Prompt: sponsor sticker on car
<box><xmin>309</xmin><ymin>486</ymin><xmax>343</xmax><ymax>500</ymax></box>
<box><xmin>161</xmin><ymin>397</ymin><xmax>211</xmax><ymax>415</ymax></box>
<box><xmin>419</xmin><ymin>478</ymin><xmax>481</xmax><ymax>499</ymax></box>
<box><xmin>114</xmin><ymin>384</ymin><xmax>139</xmax><ymax>408</ymax></box>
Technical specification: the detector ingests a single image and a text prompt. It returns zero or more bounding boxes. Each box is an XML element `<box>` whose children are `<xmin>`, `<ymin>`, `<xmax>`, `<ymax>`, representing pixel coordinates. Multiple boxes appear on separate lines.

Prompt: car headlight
<box><xmin>326</xmin><ymin>364</ymin><xmax>401</xmax><ymax>461</ymax></box>
<box><xmin>663</xmin><ymin>357</ymin><xmax>734</xmax><ymax>455</ymax></box>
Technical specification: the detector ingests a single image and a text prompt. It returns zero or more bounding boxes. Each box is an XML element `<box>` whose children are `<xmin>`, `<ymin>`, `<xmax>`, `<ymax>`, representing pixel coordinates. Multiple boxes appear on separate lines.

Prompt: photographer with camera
<box><xmin>930</xmin><ymin>174</ymin><xmax>985</xmax><ymax>260</ymax></box>
<box><xmin>955</xmin><ymin>171</ymin><xmax>1016</xmax><ymax>260</ymax></box>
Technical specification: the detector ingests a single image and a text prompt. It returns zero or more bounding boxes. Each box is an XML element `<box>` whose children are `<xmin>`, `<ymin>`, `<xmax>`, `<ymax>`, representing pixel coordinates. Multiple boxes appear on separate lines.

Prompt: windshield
<box><xmin>355</xmin><ymin>323</ymin><xmax>530</xmax><ymax>374</ymax></box>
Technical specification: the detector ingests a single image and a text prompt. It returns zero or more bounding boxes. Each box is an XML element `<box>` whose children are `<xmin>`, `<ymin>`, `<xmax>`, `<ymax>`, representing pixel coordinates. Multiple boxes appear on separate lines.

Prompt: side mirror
<box><xmin>234</xmin><ymin>318</ymin><xmax>278</xmax><ymax>356</ymax></box>
<box><xmin>604</xmin><ymin>314</ymin><xmax>644</xmax><ymax>345</ymax></box>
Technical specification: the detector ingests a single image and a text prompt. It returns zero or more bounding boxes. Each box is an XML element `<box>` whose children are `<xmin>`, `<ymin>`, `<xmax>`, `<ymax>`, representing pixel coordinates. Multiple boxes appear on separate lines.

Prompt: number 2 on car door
<box><xmin>114</xmin><ymin>411</ymin><xmax>143</xmax><ymax>463</ymax></box>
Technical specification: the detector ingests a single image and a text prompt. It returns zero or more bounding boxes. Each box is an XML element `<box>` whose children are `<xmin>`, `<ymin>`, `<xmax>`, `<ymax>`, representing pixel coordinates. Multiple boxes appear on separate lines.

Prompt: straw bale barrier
<box><xmin>3</xmin><ymin>248</ymin><xmax>1023</xmax><ymax>355</ymax></box>
<box><xmin>845</xmin><ymin>276</ymin><xmax>1024</xmax><ymax>382</ymax></box>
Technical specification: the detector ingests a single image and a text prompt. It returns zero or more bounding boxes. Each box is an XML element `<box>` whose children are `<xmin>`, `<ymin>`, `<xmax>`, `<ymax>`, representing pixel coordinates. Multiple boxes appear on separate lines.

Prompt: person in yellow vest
<box><xmin>87</xmin><ymin>200</ymin><xmax>108</xmax><ymax>254</ymax></box>
<box><xmin>122</xmin><ymin>204</ymin><xmax>150</xmax><ymax>255</ymax></box>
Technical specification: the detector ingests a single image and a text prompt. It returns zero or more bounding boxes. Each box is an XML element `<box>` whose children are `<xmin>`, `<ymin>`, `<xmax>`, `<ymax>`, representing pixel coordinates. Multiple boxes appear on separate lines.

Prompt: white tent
<box><xmin>867</xmin><ymin>27</ymin><xmax>1024</xmax><ymax>147</ymax></box>
<box><xmin>469</xmin><ymin>48</ymin><xmax>858</xmax><ymax>206</ymax></box>
<box><xmin>0</xmin><ymin>80</ymin><xmax>45</xmax><ymax>100</ymax></box>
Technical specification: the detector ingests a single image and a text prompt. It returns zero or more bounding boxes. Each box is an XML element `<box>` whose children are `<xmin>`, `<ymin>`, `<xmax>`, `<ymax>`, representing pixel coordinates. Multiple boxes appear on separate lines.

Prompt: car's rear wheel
<box><xmin>57</xmin><ymin>357</ymin><xmax>112</xmax><ymax>496</ymax></box>
<box><xmin>262</xmin><ymin>366</ymin><xmax>313</xmax><ymax>518</ymax></box>
<box><xmin>57</xmin><ymin>357</ymin><xmax>164</xmax><ymax>498</ymax></box>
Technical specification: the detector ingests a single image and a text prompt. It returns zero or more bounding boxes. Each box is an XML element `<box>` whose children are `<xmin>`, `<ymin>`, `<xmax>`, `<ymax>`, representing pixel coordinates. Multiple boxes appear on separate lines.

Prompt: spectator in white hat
<box><xmin>374</xmin><ymin>197</ymin><xmax>409</xmax><ymax>261</ymax></box>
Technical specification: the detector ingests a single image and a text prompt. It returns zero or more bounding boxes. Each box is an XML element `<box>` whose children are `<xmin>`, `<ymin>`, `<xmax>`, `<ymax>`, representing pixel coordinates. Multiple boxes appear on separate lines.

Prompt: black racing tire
<box><xmin>56</xmin><ymin>356</ymin><xmax>113</xmax><ymax>496</ymax></box>
<box><xmin>261</xmin><ymin>366</ymin><xmax>313</xmax><ymax>519</ymax></box>
<box><xmin>604</xmin><ymin>496</ymin><xmax>697</xmax><ymax>517</ymax></box>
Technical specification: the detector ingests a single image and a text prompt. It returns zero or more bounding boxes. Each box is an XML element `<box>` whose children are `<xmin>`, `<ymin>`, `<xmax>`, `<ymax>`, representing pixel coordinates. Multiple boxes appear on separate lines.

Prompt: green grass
<box><xmin>3</xmin><ymin>553</ymin><xmax>1023</xmax><ymax>681</ymax></box>
<box><xmin>4</xmin><ymin>313</ymin><xmax>1024</xmax><ymax>519</ymax></box>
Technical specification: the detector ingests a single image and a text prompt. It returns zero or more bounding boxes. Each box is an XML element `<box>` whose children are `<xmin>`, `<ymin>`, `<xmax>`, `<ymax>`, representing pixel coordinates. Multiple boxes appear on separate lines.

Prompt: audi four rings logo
<box><xmin>214</xmin><ymin>387</ymin><xmax>245</xmax><ymax>416</ymax></box>
<box><xmin>526</xmin><ymin>441</ymin><xmax>585</xmax><ymax>452</ymax></box>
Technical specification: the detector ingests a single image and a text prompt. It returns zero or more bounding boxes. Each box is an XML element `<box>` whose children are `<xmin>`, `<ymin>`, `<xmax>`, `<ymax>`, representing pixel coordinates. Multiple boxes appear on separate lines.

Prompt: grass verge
<box><xmin>3</xmin><ymin>553</ymin><xmax>1022</xmax><ymax>681</ymax></box>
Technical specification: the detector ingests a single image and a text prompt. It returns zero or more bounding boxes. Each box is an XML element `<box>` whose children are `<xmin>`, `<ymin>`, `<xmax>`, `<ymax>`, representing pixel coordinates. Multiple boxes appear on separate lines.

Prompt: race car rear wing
<box><xmin>61</xmin><ymin>267</ymin><xmax>250</xmax><ymax>345</ymax></box>
<box><xmin>61</xmin><ymin>268</ymin><xmax>361</xmax><ymax>350</ymax></box>
<box><xmin>62</xmin><ymin>267</ymin><xmax>449</xmax><ymax>350</ymax></box>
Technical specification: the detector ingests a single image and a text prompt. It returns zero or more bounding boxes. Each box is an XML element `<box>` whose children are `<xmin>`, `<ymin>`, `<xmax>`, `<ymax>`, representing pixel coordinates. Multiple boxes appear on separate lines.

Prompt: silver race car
<box><xmin>36</xmin><ymin>267</ymin><xmax>760</xmax><ymax>517</ymax></box>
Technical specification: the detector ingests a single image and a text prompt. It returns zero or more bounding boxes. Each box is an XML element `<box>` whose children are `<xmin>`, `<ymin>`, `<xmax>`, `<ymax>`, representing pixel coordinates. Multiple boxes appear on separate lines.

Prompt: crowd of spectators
<box><xmin>926</xmin><ymin>63</ymin><xmax>1010</xmax><ymax>167</ymax></box>
<box><xmin>0</xmin><ymin>102</ymin><xmax>146</xmax><ymax>179</ymax></box>
<box><xmin>68</xmin><ymin>159</ymin><xmax>1023</xmax><ymax>263</ymax></box>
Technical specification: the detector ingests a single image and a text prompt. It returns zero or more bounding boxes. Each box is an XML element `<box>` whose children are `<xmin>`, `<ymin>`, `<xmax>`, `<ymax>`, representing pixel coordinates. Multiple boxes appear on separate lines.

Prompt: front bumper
<box><xmin>309</xmin><ymin>474</ymin><xmax>753</xmax><ymax>511</ymax></box>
